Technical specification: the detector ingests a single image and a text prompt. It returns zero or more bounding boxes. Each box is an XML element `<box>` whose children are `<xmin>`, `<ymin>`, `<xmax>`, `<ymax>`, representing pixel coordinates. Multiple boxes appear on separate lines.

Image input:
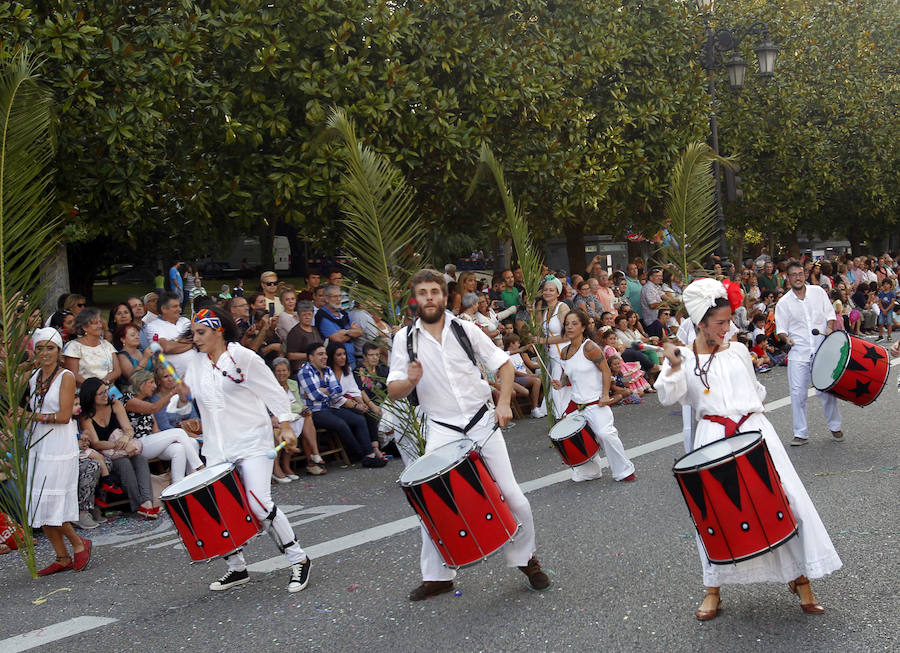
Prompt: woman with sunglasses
<box><xmin>169</xmin><ymin>307</ymin><xmax>311</xmax><ymax>594</ymax></box>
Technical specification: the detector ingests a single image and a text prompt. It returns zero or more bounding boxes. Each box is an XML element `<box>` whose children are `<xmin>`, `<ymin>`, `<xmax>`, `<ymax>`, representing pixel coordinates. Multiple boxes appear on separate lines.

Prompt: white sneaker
<box><xmin>530</xmin><ymin>407</ymin><xmax>547</xmax><ymax>418</ymax></box>
<box><xmin>75</xmin><ymin>510</ymin><xmax>99</xmax><ymax>530</ymax></box>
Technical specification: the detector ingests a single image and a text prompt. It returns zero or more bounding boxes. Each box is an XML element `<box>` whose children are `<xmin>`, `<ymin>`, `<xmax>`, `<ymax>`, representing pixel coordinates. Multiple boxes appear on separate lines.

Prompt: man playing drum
<box><xmin>775</xmin><ymin>260</ymin><xmax>844</xmax><ymax>445</ymax></box>
<box><xmin>388</xmin><ymin>269</ymin><xmax>550</xmax><ymax>601</ymax></box>
<box><xmin>657</xmin><ymin>278</ymin><xmax>841</xmax><ymax>620</ymax></box>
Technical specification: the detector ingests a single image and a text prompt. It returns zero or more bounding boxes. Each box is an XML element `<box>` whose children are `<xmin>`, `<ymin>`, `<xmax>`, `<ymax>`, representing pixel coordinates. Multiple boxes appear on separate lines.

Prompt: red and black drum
<box><xmin>811</xmin><ymin>331</ymin><xmax>889</xmax><ymax>406</ymax></box>
<box><xmin>160</xmin><ymin>463</ymin><xmax>261</xmax><ymax>562</ymax></box>
<box><xmin>398</xmin><ymin>439</ymin><xmax>519</xmax><ymax>568</ymax></box>
<box><xmin>672</xmin><ymin>432</ymin><xmax>798</xmax><ymax>565</ymax></box>
<box><xmin>548</xmin><ymin>413</ymin><xmax>600</xmax><ymax>467</ymax></box>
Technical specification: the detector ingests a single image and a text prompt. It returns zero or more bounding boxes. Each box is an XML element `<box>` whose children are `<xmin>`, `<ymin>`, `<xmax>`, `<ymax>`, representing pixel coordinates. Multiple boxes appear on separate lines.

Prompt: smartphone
<box><xmin>268</xmin><ymin>303</ymin><xmax>275</xmax><ymax>317</ymax></box>
<box><xmin>107</xmin><ymin>385</ymin><xmax>123</xmax><ymax>401</ymax></box>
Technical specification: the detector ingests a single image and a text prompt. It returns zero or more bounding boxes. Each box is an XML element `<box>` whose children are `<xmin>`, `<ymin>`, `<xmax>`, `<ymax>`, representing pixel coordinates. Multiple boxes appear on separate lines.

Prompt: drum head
<box><xmin>161</xmin><ymin>462</ymin><xmax>234</xmax><ymax>500</ymax></box>
<box><xmin>549</xmin><ymin>413</ymin><xmax>586</xmax><ymax>441</ymax></box>
<box><xmin>673</xmin><ymin>432</ymin><xmax>761</xmax><ymax>472</ymax></box>
<box><xmin>399</xmin><ymin>439</ymin><xmax>475</xmax><ymax>485</ymax></box>
<box><xmin>811</xmin><ymin>331</ymin><xmax>849</xmax><ymax>391</ymax></box>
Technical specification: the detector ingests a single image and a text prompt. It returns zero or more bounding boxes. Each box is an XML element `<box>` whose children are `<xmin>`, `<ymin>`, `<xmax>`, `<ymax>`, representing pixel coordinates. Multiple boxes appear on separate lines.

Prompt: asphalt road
<box><xmin>1</xmin><ymin>363</ymin><xmax>898</xmax><ymax>653</ymax></box>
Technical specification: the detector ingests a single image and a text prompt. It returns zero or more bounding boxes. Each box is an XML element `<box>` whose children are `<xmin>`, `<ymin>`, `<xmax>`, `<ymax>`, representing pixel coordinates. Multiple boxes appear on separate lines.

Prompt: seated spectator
<box><xmin>152</xmin><ymin>367</ymin><xmax>203</xmax><ymax>439</ymax></box>
<box><xmin>614</xmin><ymin>313</ymin><xmax>661</xmax><ymax>374</ymax></box>
<box><xmin>116</xmin><ymin>323</ymin><xmax>152</xmax><ymax>383</ymax></box>
<box><xmin>355</xmin><ymin>343</ymin><xmax>389</xmax><ymax>406</ymax></box>
<box><xmin>276</xmin><ymin>288</ymin><xmax>300</xmax><ymax>342</ymax></box>
<box><xmin>63</xmin><ymin>293</ymin><xmax>86</xmax><ymax>318</ymax></box>
<box><xmin>79</xmin><ymin>378</ymin><xmax>157</xmax><ymax>518</ymax></box>
<box><xmin>270</xmin><ymin>358</ymin><xmax>325</xmax><ymax>477</ymax></box>
<box><xmin>606</xmin><ymin>356</ymin><xmax>641</xmax><ymax>405</ymax></box>
<box><xmin>63</xmin><ymin>308</ymin><xmax>122</xmax><ymax>387</ymax></box>
<box><xmin>475</xmin><ymin>293</ymin><xmax>508</xmax><ymax>346</ymax></box>
<box><xmin>125</xmin><ymin>296</ymin><xmax>150</xmax><ymax>349</ymax></box>
<box><xmin>142</xmin><ymin>292</ymin><xmax>159</xmax><ymax>324</ymax></box>
<box><xmin>447</xmin><ymin>281</ymin><xmax>462</xmax><ymax>315</ymax></box>
<box><xmin>285</xmin><ymin>300</ymin><xmax>323</xmax><ymax>372</ymax></box>
<box><xmin>598</xmin><ymin>329</ymin><xmax>651</xmax><ymax>395</ymax></box>
<box><xmin>49</xmin><ymin>309</ymin><xmax>75</xmax><ymax>344</ymax></box>
<box><xmin>259</xmin><ymin>270</ymin><xmax>283</xmax><ymax>315</ymax></box>
<box><xmin>246</xmin><ymin>309</ymin><xmax>283</xmax><ymax>365</ymax></box>
<box><xmin>574</xmin><ymin>281</ymin><xmax>603</xmax><ymax>317</ymax></box>
<box><xmin>459</xmin><ymin>291</ymin><xmax>479</xmax><ymax>323</ymax></box>
<box><xmin>328</xmin><ymin>268</ymin><xmax>355</xmax><ymax>312</ymax></box>
<box><xmin>146</xmin><ymin>291</ymin><xmax>193</xmax><ymax>378</ymax></box>
<box><xmin>297</xmin><ymin>343</ymin><xmax>386</xmax><ymax>467</ymax></box>
<box><xmin>106</xmin><ymin>302</ymin><xmax>134</xmax><ymax>344</ymax></box>
<box><xmin>123</xmin><ymin>370</ymin><xmax>203</xmax><ymax>483</ymax></box>
<box><xmin>226</xmin><ymin>295</ymin><xmax>251</xmax><ymax>340</ymax></box>
<box><xmin>315</xmin><ymin>285</ymin><xmax>363</xmax><ymax>368</ymax></box>
<box><xmin>614</xmin><ymin>277</ymin><xmax>632</xmax><ymax>312</ymax></box>
<box><xmin>218</xmin><ymin>284</ymin><xmax>232</xmax><ymax>300</ymax></box>
<box><xmin>232</xmin><ymin>279</ymin><xmax>245</xmax><ymax>298</ymax></box>
<box><xmin>645</xmin><ymin>308</ymin><xmax>674</xmax><ymax>341</ymax></box>
<box><xmin>750</xmin><ymin>334</ymin><xmax>773</xmax><ymax>372</ymax></box>
<box><xmin>327</xmin><ymin>342</ymin><xmax>386</xmax><ymax>460</ymax></box>
<box><xmin>248</xmin><ymin>291</ymin><xmax>267</xmax><ymax>312</ymax></box>
<box><xmin>350</xmin><ymin>298</ymin><xmax>397</xmax><ymax>361</ymax></box>
<box><xmin>504</xmin><ymin>334</ymin><xmax>545</xmax><ymax>417</ymax></box>
<box><xmin>74</xmin><ymin>437</ymin><xmax>108</xmax><ymax>530</ymax></box>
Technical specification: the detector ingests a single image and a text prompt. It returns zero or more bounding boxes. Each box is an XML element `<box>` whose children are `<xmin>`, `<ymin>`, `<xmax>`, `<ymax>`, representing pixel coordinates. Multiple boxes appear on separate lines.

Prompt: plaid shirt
<box><xmin>297</xmin><ymin>362</ymin><xmax>343</xmax><ymax>412</ymax></box>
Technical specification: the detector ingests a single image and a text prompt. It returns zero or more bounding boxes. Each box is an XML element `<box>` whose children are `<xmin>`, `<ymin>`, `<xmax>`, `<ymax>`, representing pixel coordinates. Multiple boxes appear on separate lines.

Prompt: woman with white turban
<box><xmin>656</xmin><ymin>279</ymin><xmax>841</xmax><ymax>620</ymax></box>
<box><xmin>27</xmin><ymin>328</ymin><xmax>91</xmax><ymax>575</ymax></box>
<box><xmin>535</xmin><ymin>276</ymin><xmax>572</xmax><ymax>418</ymax></box>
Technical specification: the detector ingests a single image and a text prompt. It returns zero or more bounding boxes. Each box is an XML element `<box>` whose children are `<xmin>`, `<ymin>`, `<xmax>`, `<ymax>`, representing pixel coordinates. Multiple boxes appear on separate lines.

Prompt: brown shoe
<box><xmin>695</xmin><ymin>588</ymin><xmax>722</xmax><ymax>621</ymax></box>
<box><xmin>408</xmin><ymin>580</ymin><xmax>454</xmax><ymax>601</ymax></box>
<box><xmin>830</xmin><ymin>430</ymin><xmax>844</xmax><ymax>442</ymax></box>
<box><xmin>518</xmin><ymin>556</ymin><xmax>551</xmax><ymax>590</ymax></box>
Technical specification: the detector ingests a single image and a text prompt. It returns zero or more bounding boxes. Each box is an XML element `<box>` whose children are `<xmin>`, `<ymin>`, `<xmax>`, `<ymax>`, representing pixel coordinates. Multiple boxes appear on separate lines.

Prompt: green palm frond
<box><xmin>326</xmin><ymin>108</ymin><xmax>427</xmax><ymax>325</ymax></box>
<box><xmin>0</xmin><ymin>49</ymin><xmax>59</xmax><ymax>577</ymax></box>
<box><xmin>660</xmin><ymin>142</ymin><xmax>733</xmax><ymax>282</ymax></box>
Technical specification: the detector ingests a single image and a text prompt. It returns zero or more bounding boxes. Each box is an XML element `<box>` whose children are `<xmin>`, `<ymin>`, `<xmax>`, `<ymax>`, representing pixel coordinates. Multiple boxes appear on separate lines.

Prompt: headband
<box><xmin>544</xmin><ymin>275</ymin><xmax>562</xmax><ymax>294</ymax></box>
<box><xmin>193</xmin><ymin>308</ymin><xmax>223</xmax><ymax>332</ymax></box>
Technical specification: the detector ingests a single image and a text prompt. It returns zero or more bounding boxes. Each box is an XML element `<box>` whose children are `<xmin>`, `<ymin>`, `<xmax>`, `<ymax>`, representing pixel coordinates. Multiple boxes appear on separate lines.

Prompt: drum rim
<box><xmin>811</xmin><ymin>330</ymin><xmax>850</xmax><ymax>392</ymax></box>
<box><xmin>397</xmin><ymin>438</ymin><xmax>476</xmax><ymax>486</ymax></box>
<box><xmin>160</xmin><ymin>462</ymin><xmax>235</xmax><ymax>500</ymax></box>
<box><xmin>548</xmin><ymin>412</ymin><xmax>588</xmax><ymax>441</ymax></box>
<box><xmin>706</xmin><ymin>523</ymin><xmax>799</xmax><ymax>565</ymax></box>
<box><xmin>672</xmin><ymin>431</ymin><xmax>763</xmax><ymax>473</ymax></box>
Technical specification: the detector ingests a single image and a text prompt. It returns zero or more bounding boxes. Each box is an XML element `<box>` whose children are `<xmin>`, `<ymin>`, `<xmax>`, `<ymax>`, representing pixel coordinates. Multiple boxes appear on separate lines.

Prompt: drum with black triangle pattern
<box><xmin>548</xmin><ymin>412</ymin><xmax>601</xmax><ymax>467</ymax></box>
<box><xmin>811</xmin><ymin>331</ymin><xmax>889</xmax><ymax>406</ymax></box>
<box><xmin>673</xmin><ymin>432</ymin><xmax>798</xmax><ymax>565</ymax></box>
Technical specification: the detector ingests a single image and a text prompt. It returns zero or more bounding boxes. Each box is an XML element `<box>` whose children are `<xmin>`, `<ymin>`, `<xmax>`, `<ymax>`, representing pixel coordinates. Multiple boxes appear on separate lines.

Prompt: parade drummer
<box><xmin>657</xmin><ymin>278</ymin><xmax>841</xmax><ymax>620</ymax></box>
<box><xmin>387</xmin><ymin>269</ymin><xmax>550</xmax><ymax>601</ymax></box>
<box><xmin>170</xmin><ymin>307</ymin><xmax>311</xmax><ymax>594</ymax></box>
<box><xmin>551</xmin><ymin>310</ymin><xmax>636</xmax><ymax>483</ymax></box>
<box><xmin>775</xmin><ymin>260</ymin><xmax>844</xmax><ymax>445</ymax></box>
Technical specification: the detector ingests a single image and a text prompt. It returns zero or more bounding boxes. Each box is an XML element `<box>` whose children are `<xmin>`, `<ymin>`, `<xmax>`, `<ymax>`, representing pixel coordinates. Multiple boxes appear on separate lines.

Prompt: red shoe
<box><xmin>150</xmin><ymin>506</ymin><xmax>162</xmax><ymax>515</ymax></box>
<box><xmin>101</xmin><ymin>480</ymin><xmax>123</xmax><ymax>495</ymax></box>
<box><xmin>73</xmin><ymin>538</ymin><xmax>92</xmax><ymax>571</ymax></box>
<box><xmin>38</xmin><ymin>558</ymin><xmax>73</xmax><ymax>576</ymax></box>
<box><xmin>94</xmin><ymin>497</ymin><xmax>110</xmax><ymax>509</ymax></box>
<box><xmin>620</xmin><ymin>473</ymin><xmax>637</xmax><ymax>482</ymax></box>
<box><xmin>137</xmin><ymin>506</ymin><xmax>159</xmax><ymax>520</ymax></box>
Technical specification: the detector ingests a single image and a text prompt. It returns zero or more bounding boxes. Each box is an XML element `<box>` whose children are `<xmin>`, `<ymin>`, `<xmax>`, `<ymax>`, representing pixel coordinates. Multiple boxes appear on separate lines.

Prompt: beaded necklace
<box><xmin>692</xmin><ymin>341</ymin><xmax>721</xmax><ymax>394</ymax></box>
<box><xmin>210</xmin><ymin>348</ymin><xmax>245</xmax><ymax>384</ymax></box>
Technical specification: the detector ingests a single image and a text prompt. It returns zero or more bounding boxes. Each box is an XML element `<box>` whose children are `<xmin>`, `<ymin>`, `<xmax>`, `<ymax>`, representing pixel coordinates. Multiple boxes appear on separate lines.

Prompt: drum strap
<box><xmin>702</xmin><ymin>413</ymin><xmax>754</xmax><ymax>438</ymax></box>
<box><xmin>564</xmin><ymin>399</ymin><xmax>600</xmax><ymax>415</ymax></box>
<box><xmin>432</xmin><ymin>403</ymin><xmax>489</xmax><ymax>435</ymax></box>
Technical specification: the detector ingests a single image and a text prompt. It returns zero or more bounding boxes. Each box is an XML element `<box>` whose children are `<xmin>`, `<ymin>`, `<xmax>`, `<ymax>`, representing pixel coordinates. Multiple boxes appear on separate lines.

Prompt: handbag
<box><xmin>106</xmin><ymin>428</ymin><xmax>142</xmax><ymax>460</ymax></box>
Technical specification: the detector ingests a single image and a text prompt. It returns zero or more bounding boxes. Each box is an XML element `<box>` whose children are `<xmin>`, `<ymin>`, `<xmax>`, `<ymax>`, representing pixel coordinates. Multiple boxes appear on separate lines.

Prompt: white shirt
<box><xmin>145</xmin><ymin>317</ymin><xmax>192</xmax><ymax>377</ymax></box>
<box><xmin>775</xmin><ymin>284</ymin><xmax>833</xmax><ymax>359</ymax></box>
<box><xmin>142</xmin><ymin>311</ymin><xmax>157</xmax><ymax>325</ymax></box>
<box><xmin>170</xmin><ymin>344</ymin><xmax>292</xmax><ymax>465</ymax></box>
<box><xmin>387</xmin><ymin>312</ymin><xmax>509</xmax><ymax>427</ymax></box>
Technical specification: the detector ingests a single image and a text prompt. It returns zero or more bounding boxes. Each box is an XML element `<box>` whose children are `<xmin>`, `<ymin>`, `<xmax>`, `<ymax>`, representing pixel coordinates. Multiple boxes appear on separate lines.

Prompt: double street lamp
<box><xmin>697</xmin><ymin>0</ymin><xmax>779</xmax><ymax>259</ymax></box>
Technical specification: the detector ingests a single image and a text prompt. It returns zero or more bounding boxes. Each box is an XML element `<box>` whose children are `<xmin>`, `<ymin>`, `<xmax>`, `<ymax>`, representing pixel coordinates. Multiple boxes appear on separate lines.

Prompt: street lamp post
<box><xmin>697</xmin><ymin>1</ymin><xmax>778</xmax><ymax>261</ymax></box>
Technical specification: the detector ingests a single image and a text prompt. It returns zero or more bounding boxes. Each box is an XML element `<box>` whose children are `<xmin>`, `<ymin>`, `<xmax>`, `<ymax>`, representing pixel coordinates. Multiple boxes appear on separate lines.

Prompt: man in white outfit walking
<box><xmin>775</xmin><ymin>260</ymin><xmax>843</xmax><ymax>445</ymax></box>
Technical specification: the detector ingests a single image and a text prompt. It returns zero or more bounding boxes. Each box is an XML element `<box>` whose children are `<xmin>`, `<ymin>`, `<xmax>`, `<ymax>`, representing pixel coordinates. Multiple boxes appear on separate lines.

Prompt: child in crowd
<box><xmin>876</xmin><ymin>278</ymin><xmax>895</xmax><ymax>342</ymax></box>
<box><xmin>750</xmin><ymin>334</ymin><xmax>773</xmax><ymax>373</ymax></box>
<box><xmin>504</xmin><ymin>334</ymin><xmax>546</xmax><ymax>418</ymax></box>
<box><xmin>607</xmin><ymin>356</ymin><xmax>640</xmax><ymax>405</ymax></box>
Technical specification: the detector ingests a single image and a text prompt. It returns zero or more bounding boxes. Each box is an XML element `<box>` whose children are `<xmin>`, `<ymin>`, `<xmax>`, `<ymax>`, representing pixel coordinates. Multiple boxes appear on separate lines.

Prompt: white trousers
<box><xmin>419</xmin><ymin>416</ymin><xmax>536</xmax><ymax>582</ymax></box>
<box><xmin>571</xmin><ymin>405</ymin><xmax>635</xmax><ymax>482</ymax></box>
<box><xmin>225</xmin><ymin>455</ymin><xmax>305</xmax><ymax>571</ymax></box>
<box><xmin>681</xmin><ymin>404</ymin><xmax>694</xmax><ymax>454</ymax></box>
<box><xmin>787</xmin><ymin>355</ymin><xmax>842</xmax><ymax>439</ymax></box>
<box><xmin>548</xmin><ymin>358</ymin><xmax>572</xmax><ymax>419</ymax></box>
<box><xmin>138</xmin><ymin>428</ymin><xmax>203</xmax><ymax>482</ymax></box>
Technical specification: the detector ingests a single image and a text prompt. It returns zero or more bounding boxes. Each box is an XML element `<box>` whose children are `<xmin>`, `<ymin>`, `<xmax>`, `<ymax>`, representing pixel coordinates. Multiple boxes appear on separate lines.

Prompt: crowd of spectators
<box><xmin>4</xmin><ymin>249</ymin><xmax>900</xmax><ymax>553</ymax></box>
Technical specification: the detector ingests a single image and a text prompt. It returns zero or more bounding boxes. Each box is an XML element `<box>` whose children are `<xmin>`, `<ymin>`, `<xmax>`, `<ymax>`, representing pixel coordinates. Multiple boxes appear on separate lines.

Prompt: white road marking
<box><xmin>0</xmin><ymin>617</ymin><xmax>119</xmax><ymax>652</ymax></box>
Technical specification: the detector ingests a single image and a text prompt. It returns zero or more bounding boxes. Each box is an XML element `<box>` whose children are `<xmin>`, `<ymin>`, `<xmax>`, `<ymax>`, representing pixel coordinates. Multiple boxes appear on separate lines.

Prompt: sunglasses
<box><xmin>263</xmin><ymin>281</ymin><xmax>278</xmax><ymax>286</ymax></box>
<box><xmin>76</xmin><ymin>303</ymin><xmax>86</xmax><ymax>307</ymax></box>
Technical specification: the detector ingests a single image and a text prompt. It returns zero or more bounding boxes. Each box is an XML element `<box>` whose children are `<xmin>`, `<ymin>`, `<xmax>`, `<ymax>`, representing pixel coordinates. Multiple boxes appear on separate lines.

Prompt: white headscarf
<box><xmin>682</xmin><ymin>278</ymin><xmax>727</xmax><ymax>327</ymax></box>
<box><xmin>544</xmin><ymin>275</ymin><xmax>562</xmax><ymax>294</ymax></box>
<box><xmin>32</xmin><ymin>327</ymin><xmax>63</xmax><ymax>349</ymax></box>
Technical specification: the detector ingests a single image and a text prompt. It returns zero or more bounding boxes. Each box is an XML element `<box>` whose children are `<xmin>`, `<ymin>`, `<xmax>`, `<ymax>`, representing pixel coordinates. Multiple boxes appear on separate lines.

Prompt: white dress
<box><xmin>26</xmin><ymin>369</ymin><xmax>79</xmax><ymax>527</ymax></box>
<box><xmin>656</xmin><ymin>342</ymin><xmax>842</xmax><ymax>585</ymax></box>
<box><xmin>542</xmin><ymin>303</ymin><xmax>572</xmax><ymax>418</ymax></box>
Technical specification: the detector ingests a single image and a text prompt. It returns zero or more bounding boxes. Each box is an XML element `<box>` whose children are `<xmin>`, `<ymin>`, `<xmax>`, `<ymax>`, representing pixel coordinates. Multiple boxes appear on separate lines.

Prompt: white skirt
<box><xmin>693</xmin><ymin>413</ymin><xmax>842</xmax><ymax>586</ymax></box>
<box><xmin>26</xmin><ymin>421</ymin><xmax>79</xmax><ymax>527</ymax></box>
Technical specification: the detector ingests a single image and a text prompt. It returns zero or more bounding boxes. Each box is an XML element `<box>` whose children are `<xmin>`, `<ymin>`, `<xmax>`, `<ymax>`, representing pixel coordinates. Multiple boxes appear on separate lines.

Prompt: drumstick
<box><xmin>149</xmin><ymin>341</ymin><xmax>184</xmax><ymax>385</ymax></box>
<box><xmin>267</xmin><ymin>441</ymin><xmax>287</xmax><ymax>459</ymax></box>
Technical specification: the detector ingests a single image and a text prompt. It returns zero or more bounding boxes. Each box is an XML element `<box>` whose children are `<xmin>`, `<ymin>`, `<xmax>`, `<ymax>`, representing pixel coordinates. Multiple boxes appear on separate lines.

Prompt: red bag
<box><xmin>0</xmin><ymin>512</ymin><xmax>23</xmax><ymax>550</ymax></box>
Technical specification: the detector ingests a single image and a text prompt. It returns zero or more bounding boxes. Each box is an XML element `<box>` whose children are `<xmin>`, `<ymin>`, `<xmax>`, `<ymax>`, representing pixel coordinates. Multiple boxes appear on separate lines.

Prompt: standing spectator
<box><xmin>285</xmin><ymin>301</ymin><xmax>323</xmax><ymax>372</ymax></box>
<box><xmin>153</xmin><ymin>269</ymin><xmax>165</xmax><ymax>292</ymax></box>
<box><xmin>500</xmin><ymin>269</ymin><xmax>520</xmax><ymax>317</ymax></box>
<box><xmin>594</xmin><ymin>269</ymin><xmax>616</xmax><ymax>314</ymax></box>
<box><xmin>297</xmin><ymin>269</ymin><xmax>320</xmax><ymax>301</ymax></box>
<box><xmin>639</xmin><ymin>267</ymin><xmax>666</xmax><ymax>326</ymax></box>
<box><xmin>328</xmin><ymin>268</ymin><xmax>354</xmax><ymax>311</ymax></box>
<box><xmin>260</xmin><ymin>270</ymin><xmax>283</xmax><ymax>315</ymax></box>
<box><xmin>443</xmin><ymin>264</ymin><xmax>457</xmax><ymax>284</ymax></box>
<box><xmin>145</xmin><ymin>291</ymin><xmax>193</xmax><ymax>378</ymax></box>
<box><xmin>232</xmin><ymin>279</ymin><xmax>245</xmax><ymax>298</ymax></box>
<box><xmin>63</xmin><ymin>308</ymin><xmax>122</xmax><ymax>387</ymax></box>
<box><xmin>27</xmin><ymin>329</ymin><xmax>91</xmax><ymax>574</ymax></box>
<box><xmin>624</xmin><ymin>263</ymin><xmax>643</xmax><ymax>314</ymax></box>
<box><xmin>168</xmin><ymin>261</ymin><xmax>184</xmax><ymax>307</ymax></box>
<box><xmin>312</xmin><ymin>286</ymin><xmax>327</xmax><ymax>314</ymax></box>
<box><xmin>276</xmin><ymin>288</ymin><xmax>300</xmax><ymax>342</ymax></box>
<box><xmin>876</xmin><ymin>278</ymin><xmax>895</xmax><ymax>341</ymax></box>
<box><xmin>757</xmin><ymin>260</ymin><xmax>779</xmax><ymax>291</ymax></box>
<box><xmin>297</xmin><ymin>344</ymin><xmax>386</xmax><ymax>467</ymax></box>
<box><xmin>183</xmin><ymin>264</ymin><xmax>196</xmax><ymax>300</ymax></box>
<box><xmin>315</xmin><ymin>285</ymin><xmax>363</xmax><ymax>369</ymax></box>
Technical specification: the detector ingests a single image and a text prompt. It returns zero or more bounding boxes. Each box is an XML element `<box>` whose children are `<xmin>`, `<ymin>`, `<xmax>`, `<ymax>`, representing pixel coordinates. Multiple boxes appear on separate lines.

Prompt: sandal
<box><xmin>137</xmin><ymin>506</ymin><xmax>159</xmax><ymax>520</ymax></box>
<box><xmin>789</xmin><ymin>577</ymin><xmax>825</xmax><ymax>614</ymax></box>
<box><xmin>0</xmin><ymin>543</ymin><xmax>12</xmax><ymax>555</ymax></box>
<box><xmin>695</xmin><ymin>588</ymin><xmax>721</xmax><ymax>621</ymax></box>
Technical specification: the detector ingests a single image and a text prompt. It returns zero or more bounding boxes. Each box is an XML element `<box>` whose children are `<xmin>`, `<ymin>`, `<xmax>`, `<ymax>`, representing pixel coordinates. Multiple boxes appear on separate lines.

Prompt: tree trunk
<box><xmin>259</xmin><ymin>217</ymin><xmax>278</xmax><ymax>272</ymax></box>
<box><xmin>41</xmin><ymin>244</ymin><xmax>70</xmax><ymax>315</ymax></box>
<box><xmin>786</xmin><ymin>230</ymin><xmax>801</xmax><ymax>259</ymax></box>
<box><xmin>564</xmin><ymin>221</ymin><xmax>585</xmax><ymax>277</ymax></box>
<box><xmin>67</xmin><ymin>240</ymin><xmax>105</xmax><ymax>301</ymax></box>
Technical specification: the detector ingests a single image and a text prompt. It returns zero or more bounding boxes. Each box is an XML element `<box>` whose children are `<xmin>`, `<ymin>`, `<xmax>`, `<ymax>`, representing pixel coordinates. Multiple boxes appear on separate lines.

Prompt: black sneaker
<box><xmin>361</xmin><ymin>456</ymin><xmax>387</xmax><ymax>468</ymax></box>
<box><xmin>518</xmin><ymin>556</ymin><xmax>551</xmax><ymax>590</ymax></box>
<box><xmin>288</xmin><ymin>557</ymin><xmax>311</xmax><ymax>593</ymax></box>
<box><xmin>209</xmin><ymin>568</ymin><xmax>249</xmax><ymax>591</ymax></box>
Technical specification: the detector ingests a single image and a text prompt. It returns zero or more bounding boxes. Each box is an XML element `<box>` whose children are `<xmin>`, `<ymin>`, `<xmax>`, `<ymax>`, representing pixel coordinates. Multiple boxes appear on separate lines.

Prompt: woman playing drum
<box><xmin>656</xmin><ymin>278</ymin><xmax>841</xmax><ymax>620</ymax></box>
<box><xmin>551</xmin><ymin>310</ymin><xmax>635</xmax><ymax>483</ymax></box>
<box><xmin>170</xmin><ymin>307</ymin><xmax>311</xmax><ymax>594</ymax></box>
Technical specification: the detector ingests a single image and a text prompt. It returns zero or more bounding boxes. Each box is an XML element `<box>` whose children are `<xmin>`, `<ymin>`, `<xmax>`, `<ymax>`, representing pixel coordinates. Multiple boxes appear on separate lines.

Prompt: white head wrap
<box><xmin>32</xmin><ymin>327</ymin><xmax>63</xmax><ymax>349</ymax></box>
<box><xmin>544</xmin><ymin>275</ymin><xmax>562</xmax><ymax>294</ymax></box>
<box><xmin>682</xmin><ymin>278</ymin><xmax>728</xmax><ymax>327</ymax></box>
